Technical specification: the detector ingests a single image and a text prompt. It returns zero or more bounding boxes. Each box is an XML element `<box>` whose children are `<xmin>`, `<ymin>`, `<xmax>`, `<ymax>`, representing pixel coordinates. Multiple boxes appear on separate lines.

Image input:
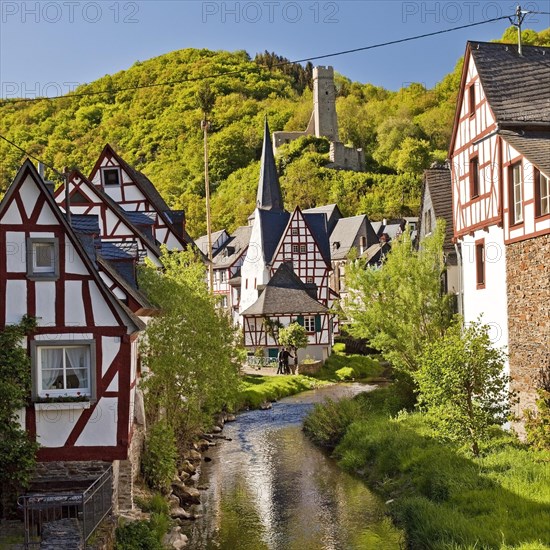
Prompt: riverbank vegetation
<box><xmin>238</xmin><ymin>374</ymin><xmax>327</xmax><ymax>409</ymax></box>
<box><xmin>304</xmin><ymin>387</ymin><xmax>550</xmax><ymax>549</ymax></box>
<box><xmin>313</xmin><ymin>342</ymin><xmax>386</xmax><ymax>381</ymax></box>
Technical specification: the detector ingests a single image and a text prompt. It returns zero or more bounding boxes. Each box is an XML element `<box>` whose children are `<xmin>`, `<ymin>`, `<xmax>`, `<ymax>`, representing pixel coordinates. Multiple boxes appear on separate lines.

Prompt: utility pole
<box><xmin>202</xmin><ymin>117</ymin><xmax>214</xmax><ymax>292</ymax></box>
<box><xmin>510</xmin><ymin>5</ymin><xmax>528</xmax><ymax>56</ymax></box>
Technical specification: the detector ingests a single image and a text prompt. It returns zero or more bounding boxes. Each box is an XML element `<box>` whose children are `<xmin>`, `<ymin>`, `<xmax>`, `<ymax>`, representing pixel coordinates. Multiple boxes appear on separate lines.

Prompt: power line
<box><xmin>0</xmin><ymin>13</ymin><xmax>515</xmax><ymax>106</ymax></box>
<box><xmin>0</xmin><ymin>134</ymin><xmax>64</xmax><ymax>179</ymax></box>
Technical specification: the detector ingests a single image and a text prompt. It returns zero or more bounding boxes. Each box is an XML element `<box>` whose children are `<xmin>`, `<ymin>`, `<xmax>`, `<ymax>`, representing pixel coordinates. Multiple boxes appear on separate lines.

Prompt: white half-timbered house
<box><xmin>87</xmin><ymin>144</ymin><xmax>192</xmax><ymax>250</ymax></box>
<box><xmin>450</xmin><ymin>41</ymin><xmax>550</xmax><ymax>423</ymax></box>
<box><xmin>0</xmin><ymin>160</ymin><xmax>144</xmax><ymax>466</ymax></box>
<box><xmin>238</xmin><ymin>119</ymin><xmax>335</xmax><ymax>361</ymax></box>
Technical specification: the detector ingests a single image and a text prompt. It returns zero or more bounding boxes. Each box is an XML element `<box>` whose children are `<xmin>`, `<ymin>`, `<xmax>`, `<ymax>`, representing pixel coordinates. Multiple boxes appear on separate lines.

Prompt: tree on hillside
<box><xmin>138</xmin><ymin>248</ymin><xmax>241</xmax><ymax>441</ymax></box>
<box><xmin>0</xmin><ymin>315</ymin><xmax>39</xmax><ymax>517</ymax></box>
<box><xmin>416</xmin><ymin>319</ymin><xmax>513</xmax><ymax>456</ymax></box>
<box><xmin>343</xmin><ymin>221</ymin><xmax>453</xmax><ymax>382</ymax></box>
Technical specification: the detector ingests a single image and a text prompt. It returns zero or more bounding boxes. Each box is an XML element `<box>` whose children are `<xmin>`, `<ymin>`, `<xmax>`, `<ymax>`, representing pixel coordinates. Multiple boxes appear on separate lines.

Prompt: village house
<box><xmin>419</xmin><ymin>164</ymin><xmax>460</xmax><ymax>301</ymax></box>
<box><xmin>0</xmin><ymin>145</ymin><xmax>197</xmax><ymax>542</ymax></box>
<box><xmin>449</xmin><ymin>41</ymin><xmax>550</xmax><ymax>427</ymax></box>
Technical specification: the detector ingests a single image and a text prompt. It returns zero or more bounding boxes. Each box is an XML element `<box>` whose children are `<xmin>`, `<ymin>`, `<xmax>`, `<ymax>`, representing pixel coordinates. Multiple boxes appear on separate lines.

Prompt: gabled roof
<box><xmin>256</xmin><ymin>118</ymin><xmax>284</xmax><ymax>212</ymax></box>
<box><xmin>241</xmin><ymin>262</ymin><xmax>328</xmax><ymax>316</ymax></box>
<box><xmin>257</xmin><ymin>209</ymin><xmax>291</xmax><ymax>263</ymax></box>
<box><xmin>211</xmin><ymin>225</ymin><xmax>252</xmax><ymax>269</ymax></box>
<box><xmin>195</xmin><ymin>229</ymin><xmax>229</xmax><ymax>256</ymax></box>
<box><xmin>58</xmin><ymin>170</ymin><xmax>163</xmax><ymax>259</ymax></box>
<box><xmin>302</xmin><ymin>211</ymin><xmax>331</xmax><ymax>265</ymax></box>
<box><xmin>469</xmin><ymin>42</ymin><xmax>550</xmax><ymax>125</ymax></box>
<box><xmin>304</xmin><ymin>203</ymin><xmax>343</xmax><ymax>234</ymax></box>
<box><xmin>0</xmin><ymin>160</ymin><xmax>143</xmax><ymax>335</ymax></box>
<box><xmin>330</xmin><ymin>215</ymin><xmax>378</xmax><ymax>260</ymax></box>
<box><xmin>500</xmin><ymin>130</ymin><xmax>550</xmax><ymax>178</ymax></box>
<box><xmin>450</xmin><ymin>41</ymin><xmax>550</xmax><ymax>154</ymax></box>
<box><xmin>420</xmin><ymin>166</ymin><xmax>454</xmax><ymax>249</ymax></box>
<box><xmin>90</xmin><ymin>145</ymin><xmax>194</xmax><ymax>247</ymax></box>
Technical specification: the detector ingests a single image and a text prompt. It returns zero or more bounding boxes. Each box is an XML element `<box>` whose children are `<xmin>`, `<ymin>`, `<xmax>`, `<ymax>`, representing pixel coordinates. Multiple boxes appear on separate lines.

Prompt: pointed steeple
<box><xmin>256</xmin><ymin>117</ymin><xmax>284</xmax><ymax>211</ymax></box>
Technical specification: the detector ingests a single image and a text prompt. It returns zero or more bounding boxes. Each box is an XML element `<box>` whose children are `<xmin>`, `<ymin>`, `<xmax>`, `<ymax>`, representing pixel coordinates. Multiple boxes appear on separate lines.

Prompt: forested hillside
<box><xmin>1</xmin><ymin>27</ymin><xmax>548</xmax><ymax>237</ymax></box>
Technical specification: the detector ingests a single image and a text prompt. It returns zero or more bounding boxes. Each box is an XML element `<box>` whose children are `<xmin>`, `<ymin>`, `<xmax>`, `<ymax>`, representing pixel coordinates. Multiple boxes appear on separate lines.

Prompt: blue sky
<box><xmin>1</xmin><ymin>1</ymin><xmax>549</xmax><ymax>99</ymax></box>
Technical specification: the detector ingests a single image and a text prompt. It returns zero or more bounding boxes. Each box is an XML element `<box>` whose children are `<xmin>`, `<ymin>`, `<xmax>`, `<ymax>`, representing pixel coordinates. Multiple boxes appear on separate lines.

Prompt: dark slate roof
<box><xmin>330</xmin><ymin>215</ymin><xmax>378</xmax><ymax>260</ymax></box>
<box><xmin>469</xmin><ymin>42</ymin><xmax>550</xmax><ymax>124</ymax></box>
<box><xmin>241</xmin><ymin>262</ymin><xmax>328</xmax><ymax>316</ymax></box>
<box><xmin>195</xmin><ymin>229</ymin><xmax>228</xmax><ymax>256</ymax></box>
<box><xmin>421</xmin><ymin>167</ymin><xmax>454</xmax><ymax>250</ymax></box>
<box><xmin>257</xmin><ymin>118</ymin><xmax>284</xmax><ymax>211</ymax></box>
<box><xmin>302</xmin><ymin>212</ymin><xmax>331</xmax><ymax>264</ymax></box>
<box><xmin>124</xmin><ymin>211</ymin><xmax>155</xmax><ymax>226</ymax></box>
<box><xmin>257</xmin><ymin>209</ymin><xmax>291</xmax><ymax>263</ymax></box>
<box><xmin>97</xmin><ymin>256</ymin><xmax>155</xmax><ymax>310</ymax></box>
<box><xmin>75</xmin><ymin>233</ymin><xmax>98</xmax><ymax>264</ymax></box>
<box><xmin>303</xmin><ymin>203</ymin><xmax>343</xmax><ymax>234</ymax></box>
<box><xmin>71</xmin><ymin>214</ymin><xmax>100</xmax><ymax>235</ymax></box>
<box><xmin>100</xmin><ymin>241</ymin><xmax>139</xmax><ymax>261</ymax></box>
<box><xmin>500</xmin><ymin>131</ymin><xmax>550</xmax><ymax>178</ymax></box>
<box><xmin>212</xmin><ymin>225</ymin><xmax>252</xmax><ymax>268</ymax></box>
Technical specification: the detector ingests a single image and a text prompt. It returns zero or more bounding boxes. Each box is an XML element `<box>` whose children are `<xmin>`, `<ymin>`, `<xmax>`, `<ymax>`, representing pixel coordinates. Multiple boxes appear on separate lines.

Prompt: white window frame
<box><xmin>291</xmin><ymin>228</ymin><xmax>299</xmax><ymax>236</ymax></box>
<box><xmin>101</xmin><ymin>167</ymin><xmax>121</xmax><ymax>186</ymax></box>
<box><xmin>26</xmin><ymin>237</ymin><xmax>59</xmax><ymax>280</ymax></box>
<box><xmin>31</xmin><ymin>340</ymin><xmax>96</xmax><ymax>400</ymax></box>
<box><xmin>537</xmin><ymin>171</ymin><xmax>549</xmax><ymax>217</ymax></box>
<box><xmin>304</xmin><ymin>316</ymin><xmax>315</xmax><ymax>333</ymax></box>
<box><xmin>511</xmin><ymin>163</ymin><xmax>523</xmax><ymax>224</ymax></box>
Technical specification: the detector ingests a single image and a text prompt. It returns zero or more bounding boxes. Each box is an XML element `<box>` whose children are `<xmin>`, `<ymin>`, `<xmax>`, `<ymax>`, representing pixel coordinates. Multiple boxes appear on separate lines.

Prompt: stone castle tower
<box><xmin>273</xmin><ymin>66</ymin><xmax>364</xmax><ymax>171</ymax></box>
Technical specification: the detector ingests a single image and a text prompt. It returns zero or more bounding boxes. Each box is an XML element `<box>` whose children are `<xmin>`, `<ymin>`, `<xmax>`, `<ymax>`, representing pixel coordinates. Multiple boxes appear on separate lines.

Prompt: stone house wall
<box><xmin>506</xmin><ymin>233</ymin><xmax>550</xmax><ymax>427</ymax></box>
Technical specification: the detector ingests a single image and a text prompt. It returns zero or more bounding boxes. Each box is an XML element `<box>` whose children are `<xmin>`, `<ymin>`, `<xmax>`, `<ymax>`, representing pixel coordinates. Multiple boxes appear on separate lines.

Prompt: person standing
<box><xmin>282</xmin><ymin>347</ymin><xmax>292</xmax><ymax>375</ymax></box>
<box><xmin>277</xmin><ymin>347</ymin><xmax>285</xmax><ymax>375</ymax></box>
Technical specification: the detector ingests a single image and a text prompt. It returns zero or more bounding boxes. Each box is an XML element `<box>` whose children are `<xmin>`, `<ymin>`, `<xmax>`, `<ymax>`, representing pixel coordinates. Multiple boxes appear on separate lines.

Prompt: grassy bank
<box><xmin>237</xmin><ymin>374</ymin><xmax>328</xmax><ymax>409</ymax></box>
<box><xmin>304</xmin><ymin>387</ymin><xmax>550</xmax><ymax>550</ymax></box>
<box><xmin>313</xmin><ymin>343</ymin><xmax>386</xmax><ymax>381</ymax></box>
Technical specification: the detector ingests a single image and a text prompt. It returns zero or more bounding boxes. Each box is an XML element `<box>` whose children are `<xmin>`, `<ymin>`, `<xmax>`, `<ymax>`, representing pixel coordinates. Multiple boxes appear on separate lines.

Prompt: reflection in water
<box><xmin>184</xmin><ymin>384</ymin><xmax>403</xmax><ymax>549</ymax></box>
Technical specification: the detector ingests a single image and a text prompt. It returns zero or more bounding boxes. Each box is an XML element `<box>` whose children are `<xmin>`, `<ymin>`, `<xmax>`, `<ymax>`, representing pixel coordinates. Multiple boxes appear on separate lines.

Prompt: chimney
<box><xmin>38</xmin><ymin>162</ymin><xmax>45</xmax><ymax>179</ymax></box>
<box><xmin>44</xmin><ymin>181</ymin><xmax>55</xmax><ymax>195</ymax></box>
<box><xmin>169</xmin><ymin>210</ymin><xmax>186</xmax><ymax>239</ymax></box>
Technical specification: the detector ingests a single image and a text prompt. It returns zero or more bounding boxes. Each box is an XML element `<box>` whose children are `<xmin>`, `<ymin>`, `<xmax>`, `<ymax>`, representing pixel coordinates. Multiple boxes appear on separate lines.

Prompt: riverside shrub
<box><xmin>141</xmin><ymin>420</ymin><xmax>178</xmax><ymax>493</ymax></box>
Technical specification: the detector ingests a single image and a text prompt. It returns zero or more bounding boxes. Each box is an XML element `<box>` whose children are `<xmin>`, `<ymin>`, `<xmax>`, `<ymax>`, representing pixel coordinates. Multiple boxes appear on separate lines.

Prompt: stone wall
<box><xmin>31</xmin><ymin>461</ymin><xmax>110</xmax><ymax>492</ymax></box>
<box><xmin>506</xmin><ymin>233</ymin><xmax>550</xmax><ymax>429</ymax></box>
<box><xmin>115</xmin><ymin>424</ymin><xmax>145</xmax><ymax>512</ymax></box>
<box><xmin>40</xmin><ymin>518</ymin><xmax>83</xmax><ymax>549</ymax></box>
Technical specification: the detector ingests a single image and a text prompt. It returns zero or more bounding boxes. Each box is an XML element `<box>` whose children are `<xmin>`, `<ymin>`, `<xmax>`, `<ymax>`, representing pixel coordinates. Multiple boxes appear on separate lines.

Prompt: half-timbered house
<box><xmin>450</xmin><ymin>41</ymin><xmax>550</xmax><ymax>425</ymax></box>
<box><xmin>0</xmin><ymin>161</ymin><xmax>147</xmax><ymax>511</ymax></box>
<box><xmin>239</xmin><ymin>119</ymin><xmax>335</xmax><ymax>361</ymax></box>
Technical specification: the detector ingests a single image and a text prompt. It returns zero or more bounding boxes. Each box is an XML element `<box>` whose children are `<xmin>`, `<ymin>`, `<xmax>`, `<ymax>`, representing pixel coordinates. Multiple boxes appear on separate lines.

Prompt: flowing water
<box><xmin>183</xmin><ymin>383</ymin><xmax>403</xmax><ymax>549</ymax></box>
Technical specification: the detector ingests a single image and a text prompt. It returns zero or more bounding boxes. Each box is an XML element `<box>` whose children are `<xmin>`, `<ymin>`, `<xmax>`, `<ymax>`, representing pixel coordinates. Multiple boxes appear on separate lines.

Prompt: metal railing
<box><xmin>18</xmin><ymin>465</ymin><xmax>113</xmax><ymax>548</ymax></box>
<box><xmin>246</xmin><ymin>356</ymin><xmax>278</xmax><ymax>368</ymax></box>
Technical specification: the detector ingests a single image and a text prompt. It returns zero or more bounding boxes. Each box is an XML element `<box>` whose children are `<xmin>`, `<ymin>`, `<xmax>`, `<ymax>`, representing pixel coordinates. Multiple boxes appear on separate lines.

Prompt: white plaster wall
<box><xmin>461</xmin><ymin>227</ymin><xmax>509</xmax><ymax>371</ymax></box>
<box><xmin>6</xmin><ymin>231</ymin><xmax>26</xmax><ymax>272</ymax></box>
<box><xmin>35</xmin><ymin>406</ymin><xmax>85</xmax><ymax>447</ymax></box>
<box><xmin>239</xmin><ymin>211</ymin><xmax>269</xmax><ymax>316</ymax></box>
<box><xmin>75</xmin><ymin>397</ymin><xmax>118</xmax><ymax>446</ymax></box>
<box><xmin>35</xmin><ymin>281</ymin><xmax>56</xmax><ymax>326</ymax></box>
<box><xmin>65</xmin><ymin>281</ymin><xmax>87</xmax><ymax>325</ymax></box>
<box><xmin>6</xmin><ymin>280</ymin><xmax>27</xmax><ymax>323</ymax></box>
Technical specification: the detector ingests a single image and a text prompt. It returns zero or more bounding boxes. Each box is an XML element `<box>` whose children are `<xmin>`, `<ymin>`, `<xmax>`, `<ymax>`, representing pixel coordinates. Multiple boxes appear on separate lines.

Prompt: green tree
<box><xmin>278</xmin><ymin>322</ymin><xmax>308</xmax><ymax>351</ymax></box>
<box><xmin>138</xmin><ymin>248</ymin><xmax>241</xmax><ymax>441</ymax></box>
<box><xmin>416</xmin><ymin>319</ymin><xmax>513</xmax><ymax>456</ymax></box>
<box><xmin>344</xmin><ymin>221</ymin><xmax>453</xmax><ymax>380</ymax></box>
<box><xmin>0</xmin><ymin>315</ymin><xmax>39</xmax><ymax>516</ymax></box>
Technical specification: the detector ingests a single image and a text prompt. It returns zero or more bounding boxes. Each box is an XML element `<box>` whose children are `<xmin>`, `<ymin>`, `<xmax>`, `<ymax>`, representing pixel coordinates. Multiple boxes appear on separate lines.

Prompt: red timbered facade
<box><xmin>88</xmin><ymin>144</ymin><xmax>191</xmax><ymax>250</ymax></box>
<box><xmin>450</xmin><ymin>41</ymin><xmax>550</xmax><ymax>425</ymax></box>
<box><xmin>0</xmin><ymin>160</ymin><xmax>143</xmax><ymax>462</ymax></box>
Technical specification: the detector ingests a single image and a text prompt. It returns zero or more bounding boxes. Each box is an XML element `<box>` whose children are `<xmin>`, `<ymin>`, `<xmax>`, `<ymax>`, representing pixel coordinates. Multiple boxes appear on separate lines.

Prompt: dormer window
<box><xmin>101</xmin><ymin>167</ymin><xmax>121</xmax><ymax>186</ymax></box>
<box><xmin>27</xmin><ymin>238</ymin><xmax>59</xmax><ymax>280</ymax></box>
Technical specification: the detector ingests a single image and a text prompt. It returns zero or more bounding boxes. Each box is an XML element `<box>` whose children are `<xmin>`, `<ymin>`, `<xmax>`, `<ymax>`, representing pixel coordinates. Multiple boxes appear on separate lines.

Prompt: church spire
<box><xmin>256</xmin><ymin>116</ymin><xmax>284</xmax><ymax>211</ymax></box>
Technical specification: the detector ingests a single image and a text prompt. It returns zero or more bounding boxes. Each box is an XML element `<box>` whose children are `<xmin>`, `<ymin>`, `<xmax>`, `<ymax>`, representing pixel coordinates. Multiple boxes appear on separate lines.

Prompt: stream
<box><xmin>182</xmin><ymin>383</ymin><xmax>403</xmax><ymax>549</ymax></box>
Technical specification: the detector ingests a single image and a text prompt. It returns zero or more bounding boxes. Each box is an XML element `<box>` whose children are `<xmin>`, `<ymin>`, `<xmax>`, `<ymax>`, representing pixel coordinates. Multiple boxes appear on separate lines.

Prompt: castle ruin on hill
<box><xmin>273</xmin><ymin>66</ymin><xmax>365</xmax><ymax>172</ymax></box>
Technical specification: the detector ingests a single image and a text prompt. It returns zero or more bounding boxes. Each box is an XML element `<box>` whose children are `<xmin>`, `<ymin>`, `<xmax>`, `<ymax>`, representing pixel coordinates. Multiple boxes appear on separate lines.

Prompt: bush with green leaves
<box><xmin>0</xmin><ymin>315</ymin><xmax>39</xmax><ymax>516</ymax></box>
<box><xmin>141</xmin><ymin>420</ymin><xmax>178</xmax><ymax>493</ymax></box>
<box><xmin>278</xmin><ymin>322</ymin><xmax>308</xmax><ymax>351</ymax></box>
<box><xmin>524</xmin><ymin>366</ymin><xmax>550</xmax><ymax>451</ymax></box>
<box><xmin>416</xmin><ymin>319</ymin><xmax>513</xmax><ymax>456</ymax></box>
<box><xmin>139</xmin><ymin>248</ymin><xmax>241</xmax><ymax>441</ymax></box>
<box><xmin>303</xmin><ymin>397</ymin><xmax>365</xmax><ymax>448</ymax></box>
<box><xmin>114</xmin><ymin>518</ymin><xmax>165</xmax><ymax>550</ymax></box>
